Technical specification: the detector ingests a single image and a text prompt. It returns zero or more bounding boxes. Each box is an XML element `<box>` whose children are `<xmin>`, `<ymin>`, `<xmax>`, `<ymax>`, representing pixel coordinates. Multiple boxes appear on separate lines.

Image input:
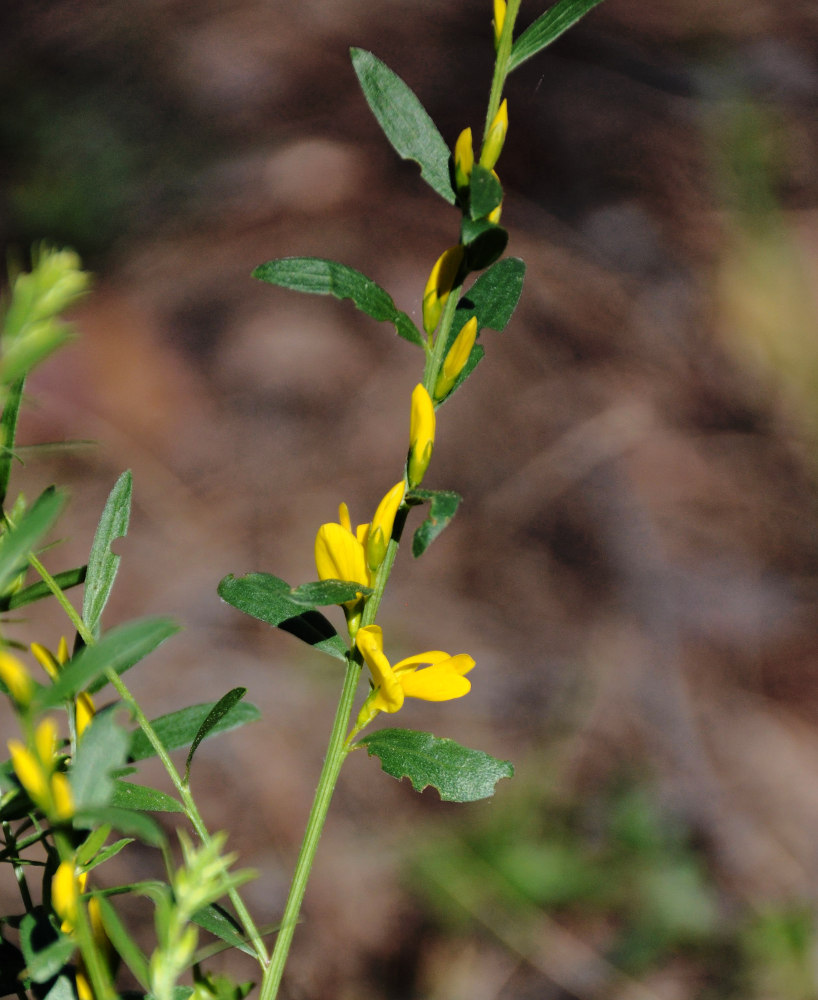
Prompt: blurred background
<box><xmin>3</xmin><ymin>0</ymin><xmax>818</xmax><ymax>997</ymax></box>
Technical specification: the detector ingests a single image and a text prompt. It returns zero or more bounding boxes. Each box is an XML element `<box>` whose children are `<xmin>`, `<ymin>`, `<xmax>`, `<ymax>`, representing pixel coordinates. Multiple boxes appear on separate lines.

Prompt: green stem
<box><xmin>29</xmin><ymin>548</ymin><xmax>269</xmax><ymax>964</ymax></box>
<box><xmin>258</xmin><ymin>654</ymin><xmax>360</xmax><ymax>1000</ymax></box>
<box><xmin>103</xmin><ymin>667</ymin><xmax>269</xmax><ymax>967</ymax></box>
<box><xmin>483</xmin><ymin>0</ymin><xmax>522</xmax><ymax>145</ymax></box>
<box><xmin>423</xmin><ymin>282</ymin><xmax>462</xmax><ymax>395</ymax></box>
<box><xmin>2</xmin><ymin>820</ymin><xmax>34</xmax><ymax>912</ymax></box>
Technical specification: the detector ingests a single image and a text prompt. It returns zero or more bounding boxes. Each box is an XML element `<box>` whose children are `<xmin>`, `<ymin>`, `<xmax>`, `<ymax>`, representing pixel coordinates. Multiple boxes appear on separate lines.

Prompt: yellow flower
<box><xmin>493</xmin><ymin>0</ymin><xmax>507</xmax><ymax>49</ymax></box>
<box><xmin>480</xmin><ymin>99</ymin><xmax>508</xmax><ymax>170</ymax></box>
<box><xmin>315</xmin><ymin>510</ymin><xmax>370</xmax><ymax>591</ymax></box>
<box><xmin>453</xmin><ymin>127</ymin><xmax>474</xmax><ymax>192</ymax></box>
<box><xmin>434</xmin><ymin>316</ymin><xmax>478</xmax><ymax>400</ymax></box>
<box><xmin>31</xmin><ymin>637</ymin><xmax>69</xmax><ymax>680</ymax></box>
<box><xmin>0</xmin><ymin>651</ymin><xmax>34</xmax><ymax>707</ymax></box>
<box><xmin>8</xmin><ymin>739</ymin><xmax>49</xmax><ymax>808</ymax></box>
<box><xmin>354</xmin><ymin>625</ymin><xmax>474</xmax><ymax>730</ymax></box>
<box><xmin>76</xmin><ymin>691</ymin><xmax>95</xmax><ymax>738</ymax></box>
<box><xmin>408</xmin><ymin>384</ymin><xmax>436</xmax><ymax>487</ymax></box>
<box><xmin>53</xmin><ymin>860</ymin><xmax>80</xmax><ymax>928</ymax></box>
<box><xmin>422</xmin><ymin>245</ymin><xmax>464</xmax><ymax>335</ymax></box>
<box><xmin>366</xmin><ymin>481</ymin><xmax>405</xmax><ymax>572</ymax></box>
<box><xmin>51</xmin><ymin>772</ymin><xmax>74</xmax><ymax>821</ymax></box>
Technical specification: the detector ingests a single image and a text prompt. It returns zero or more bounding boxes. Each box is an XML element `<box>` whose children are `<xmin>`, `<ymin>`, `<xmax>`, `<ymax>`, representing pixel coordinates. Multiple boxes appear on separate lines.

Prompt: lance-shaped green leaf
<box><xmin>219</xmin><ymin>572</ymin><xmax>348</xmax><ymax>661</ymax></box>
<box><xmin>356</xmin><ymin>728</ymin><xmax>514</xmax><ymax>802</ymax></box>
<box><xmin>288</xmin><ymin>579</ymin><xmax>372</xmax><ymax>607</ymax></box>
<box><xmin>509</xmin><ymin>0</ymin><xmax>607</xmax><ymax>72</ymax></box>
<box><xmin>350</xmin><ymin>48</ymin><xmax>456</xmax><ymax>205</ymax></box>
<box><xmin>129</xmin><ymin>699</ymin><xmax>261</xmax><ymax>762</ymax></box>
<box><xmin>73</xmin><ymin>806</ymin><xmax>164</xmax><ymax>845</ymax></box>
<box><xmin>469</xmin><ymin>164</ymin><xmax>504</xmax><ymax>221</ymax></box>
<box><xmin>1</xmin><ymin>565</ymin><xmax>86</xmax><ymax>610</ymax></box>
<box><xmin>35</xmin><ymin>617</ymin><xmax>179</xmax><ymax>707</ymax></box>
<box><xmin>451</xmin><ymin>257</ymin><xmax>526</xmax><ymax>344</ymax></box>
<box><xmin>111</xmin><ymin>781</ymin><xmax>183</xmax><ymax>813</ymax></box>
<box><xmin>83</xmin><ymin>470</ymin><xmax>131</xmax><ymax>638</ymax></box>
<box><xmin>0</xmin><ymin>486</ymin><xmax>64</xmax><ymax>593</ymax></box>
<box><xmin>191</xmin><ymin>904</ymin><xmax>258</xmax><ymax>958</ymax></box>
<box><xmin>95</xmin><ymin>895</ymin><xmax>150</xmax><ymax>989</ymax></box>
<box><xmin>70</xmin><ymin>709</ymin><xmax>131</xmax><ymax>810</ymax></box>
<box><xmin>0</xmin><ymin>377</ymin><xmax>24</xmax><ymax>513</ymax></box>
<box><xmin>253</xmin><ymin>257</ymin><xmax>424</xmax><ymax>347</ymax></box>
<box><xmin>185</xmin><ymin>687</ymin><xmax>249</xmax><ymax>779</ymax></box>
<box><xmin>406</xmin><ymin>489</ymin><xmax>462</xmax><ymax>557</ymax></box>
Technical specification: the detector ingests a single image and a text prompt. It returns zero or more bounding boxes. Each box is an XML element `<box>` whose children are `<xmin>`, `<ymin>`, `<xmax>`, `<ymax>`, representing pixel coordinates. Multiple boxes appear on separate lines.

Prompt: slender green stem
<box><xmin>423</xmin><ymin>282</ymin><xmax>462</xmax><ymax>395</ymax></box>
<box><xmin>2</xmin><ymin>820</ymin><xmax>34</xmax><ymax>912</ymax></box>
<box><xmin>30</xmin><ymin>546</ymin><xmax>269</xmax><ymax>963</ymax></box>
<box><xmin>258</xmin><ymin>653</ymin><xmax>361</xmax><ymax>1000</ymax></box>
<box><xmin>103</xmin><ymin>666</ymin><xmax>269</xmax><ymax>966</ymax></box>
<box><xmin>483</xmin><ymin>0</ymin><xmax>522</xmax><ymax>145</ymax></box>
<box><xmin>29</xmin><ymin>551</ymin><xmax>93</xmax><ymax>646</ymax></box>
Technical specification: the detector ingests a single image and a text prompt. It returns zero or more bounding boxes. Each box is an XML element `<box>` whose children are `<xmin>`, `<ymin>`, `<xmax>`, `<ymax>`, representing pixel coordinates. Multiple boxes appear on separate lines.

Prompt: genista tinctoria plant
<box><xmin>0</xmin><ymin>3</ymin><xmax>606</xmax><ymax>998</ymax></box>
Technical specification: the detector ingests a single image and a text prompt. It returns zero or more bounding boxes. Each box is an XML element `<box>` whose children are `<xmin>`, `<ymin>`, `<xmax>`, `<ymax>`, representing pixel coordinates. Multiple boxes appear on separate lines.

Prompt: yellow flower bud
<box><xmin>366</xmin><ymin>481</ymin><xmax>406</xmax><ymax>572</ymax></box>
<box><xmin>434</xmin><ymin>316</ymin><xmax>479</xmax><ymax>400</ymax></box>
<box><xmin>408</xmin><ymin>384</ymin><xmax>436</xmax><ymax>487</ymax></box>
<box><xmin>8</xmin><ymin>740</ymin><xmax>49</xmax><ymax>808</ymax></box>
<box><xmin>51</xmin><ymin>772</ymin><xmax>74</xmax><ymax>821</ymax></box>
<box><xmin>53</xmin><ymin>859</ymin><xmax>79</xmax><ymax>928</ymax></box>
<box><xmin>480</xmin><ymin>99</ymin><xmax>508</xmax><ymax>170</ymax></box>
<box><xmin>76</xmin><ymin>691</ymin><xmax>95</xmax><ymax>738</ymax></box>
<box><xmin>493</xmin><ymin>0</ymin><xmax>507</xmax><ymax>49</ymax></box>
<box><xmin>422</xmin><ymin>246</ymin><xmax>464</xmax><ymax>335</ymax></box>
<box><xmin>0</xmin><ymin>652</ymin><xmax>34</xmax><ymax>706</ymax></box>
<box><xmin>34</xmin><ymin>717</ymin><xmax>58</xmax><ymax>766</ymax></box>
<box><xmin>453</xmin><ymin>127</ymin><xmax>474</xmax><ymax>192</ymax></box>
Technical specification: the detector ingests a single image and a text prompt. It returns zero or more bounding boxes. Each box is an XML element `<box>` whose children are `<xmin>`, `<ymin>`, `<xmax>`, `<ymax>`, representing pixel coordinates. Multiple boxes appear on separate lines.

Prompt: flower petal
<box><xmin>399</xmin><ymin>662</ymin><xmax>472</xmax><ymax>702</ymax></box>
<box><xmin>315</xmin><ymin>522</ymin><xmax>369</xmax><ymax>587</ymax></box>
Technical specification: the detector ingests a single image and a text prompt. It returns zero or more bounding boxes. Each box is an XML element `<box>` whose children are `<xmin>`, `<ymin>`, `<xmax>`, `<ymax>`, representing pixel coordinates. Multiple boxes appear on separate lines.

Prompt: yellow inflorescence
<box><xmin>408</xmin><ymin>384</ymin><xmax>436</xmax><ymax>487</ymax></box>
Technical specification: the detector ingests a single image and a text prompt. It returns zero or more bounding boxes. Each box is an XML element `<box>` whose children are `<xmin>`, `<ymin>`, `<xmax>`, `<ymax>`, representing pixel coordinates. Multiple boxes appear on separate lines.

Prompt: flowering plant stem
<box><xmin>30</xmin><ymin>553</ymin><xmax>271</xmax><ymax>968</ymax></box>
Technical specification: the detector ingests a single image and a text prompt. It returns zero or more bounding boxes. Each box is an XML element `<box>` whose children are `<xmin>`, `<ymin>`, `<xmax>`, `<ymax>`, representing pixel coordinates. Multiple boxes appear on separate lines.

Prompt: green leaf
<box><xmin>288</xmin><ymin>579</ymin><xmax>372</xmax><ymax>607</ymax></box>
<box><xmin>70</xmin><ymin>710</ymin><xmax>131</xmax><ymax>810</ymax></box>
<box><xmin>469</xmin><ymin>165</ymin><xmax>504</xmax><ymax>220</ymax></box>
<box><xmin>0</xmin><ymin>377</ymin><xmax>24</xmax><ymax>512</ymax></box>
<box><xmin>356</xmin><ymin>728</ymin><xmax>514</xmax><ymax>802</ymax></box>
<box><xmin>19</xmin><ymin>911</ymin><xmax>74</xmax><ymax>983</ymax></box>
<box><xmin>350</xmin><ymin>48</ymin><xmax>456</xmax><ymax>205</ymax></box>
<box><xmin>95</xmin><ymin>894</ymin><xmax>150</xmax><ymax>988</ymax></box>
<box><xmin>191</xmin><ymin>904</ymin><xmax>257</xmax><ymax>958</ymax></box>
<box><xmin>253</xmin><ymin>257</ymin><xmax>424</xmax><ymax>348</ymax></box>
<box><xmin>73</xmin><ymin>806</ymin><xmax>164</xmax><ymax>846</ymax></box>
<box><xmin>75</xmin><ymin>823</ymin><xmax>112</xmax><ymax>866</ymax></box>
<box><xmin>219</xmin><ymin>572</ymin><xmax>348</xmax><ymax>661</ymax></box>
<box><xmin>83</xmin><ymin>471</ymin><xmax>131</xmax><ymax>638</ymax></box>
<box><xmin>129</xmin><ymin>700</ymin><xmax>261</xmax><ymax>763</ymax></box>
<box><xmin>509</xmin><ymin>0</ymin><xmax>607</xmax><ymax>72</ymax></box>
<box><xmin>186</xmin><ymin>687</ymin><xmax>248</xmax><ymax>778</ymax></box>
<box><xmin>111</xmin><ymin>780</ymin><xmax>183</xmax><ymax>813</ymax></box>
<box><xmin>36</xmin><ymin>617</ymin><xmax>179</xmax><ymax>706</ymax></box>
<box><xmin>0</xmin><ymin>486</ymin><xmax>65</xmax><ymax>593</ymax></box>
<box><xmin>82</xmin><ymin>837</ymin><xmax>133</xmax><ymax>873</ymax></box>
<box><xmin>460</xmin><ymin>219</ymin><xmax>508</xmax><ymax>271</ymax></box>
<box><xmin>42</xmin><ymin>975</ymin><xmax>76</xmax><ymax>1000</ymax></box>
<box><xmin>406</xmin><ymin>489</ymin><xmax>462</xmax><ymax>557</ymax></box>
<box><xmin>2</xmin><ymin>565</ymin><xmax>86</xmax><ymax>610</ymax></box>
<box><xmin>452</xmin><ymin>257</ymin><xmax>526</xmax><ymax>339</ymax></box>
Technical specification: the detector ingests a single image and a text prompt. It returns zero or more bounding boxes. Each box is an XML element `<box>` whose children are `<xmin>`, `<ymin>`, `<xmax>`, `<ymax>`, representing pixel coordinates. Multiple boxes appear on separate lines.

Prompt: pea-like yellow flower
<box><xmin>366</xmin><ymin>481</ymin><xmax>405</xmax><ymax>572</ymax></box>
<box><xmin>0</xmin><ymin>651</ymin><xmax>34</xmax><ymax>707</ymax></box>
<box><xmin>408</xmin><ymin>384</ymin><xmax>436</xmax><ymax>487</ymax></box>
<box><xmin>51</xmin><ymin>772</ymin><xmax>74</xmax><ymax>821</ymax></box>
<box><xmin>480</xmin><ymin>99</ymin><xmax>508</xmax><ymax>170</ymax></box>
<box><xmin>422</xmin><ymin>245</ymin><xmax>465</xmax><ymax>335</ymax></box>
<box><xmin>315</xmin><ymin>507</ymin><xmax>370</xmax><ymax>592</ymax></box>
<box><xmin>434</xmin><ymin>316</ymin><xmax>479</xmax><ymax>401</ymax></box>
<box><xmin>353</xmin><ymin>625</ymin><xmax>474</xmax><ymax>731</ymax></box>
<box><xmin>8</xmin><ymin>739</ymin><xmax>49</xmax><ymax>809</ymax></box>
<box><xmin>31</xmin><ymin>637</ymin><xmax>70</xmax><ymax>680</ymax></box>
<box><xmin>53</xmin><ymin>860</ymin><xmax>80</xmax><ymax>928</ymax></box>
<box><xmin>454</xmin><ymin>127</ymin><xmax>474</xmax><ymax>192</ymax></box>
<box><xmin>493</xmin><ymin>0</ymin><xmax>507</xmax><ymax>49</ymax></box>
